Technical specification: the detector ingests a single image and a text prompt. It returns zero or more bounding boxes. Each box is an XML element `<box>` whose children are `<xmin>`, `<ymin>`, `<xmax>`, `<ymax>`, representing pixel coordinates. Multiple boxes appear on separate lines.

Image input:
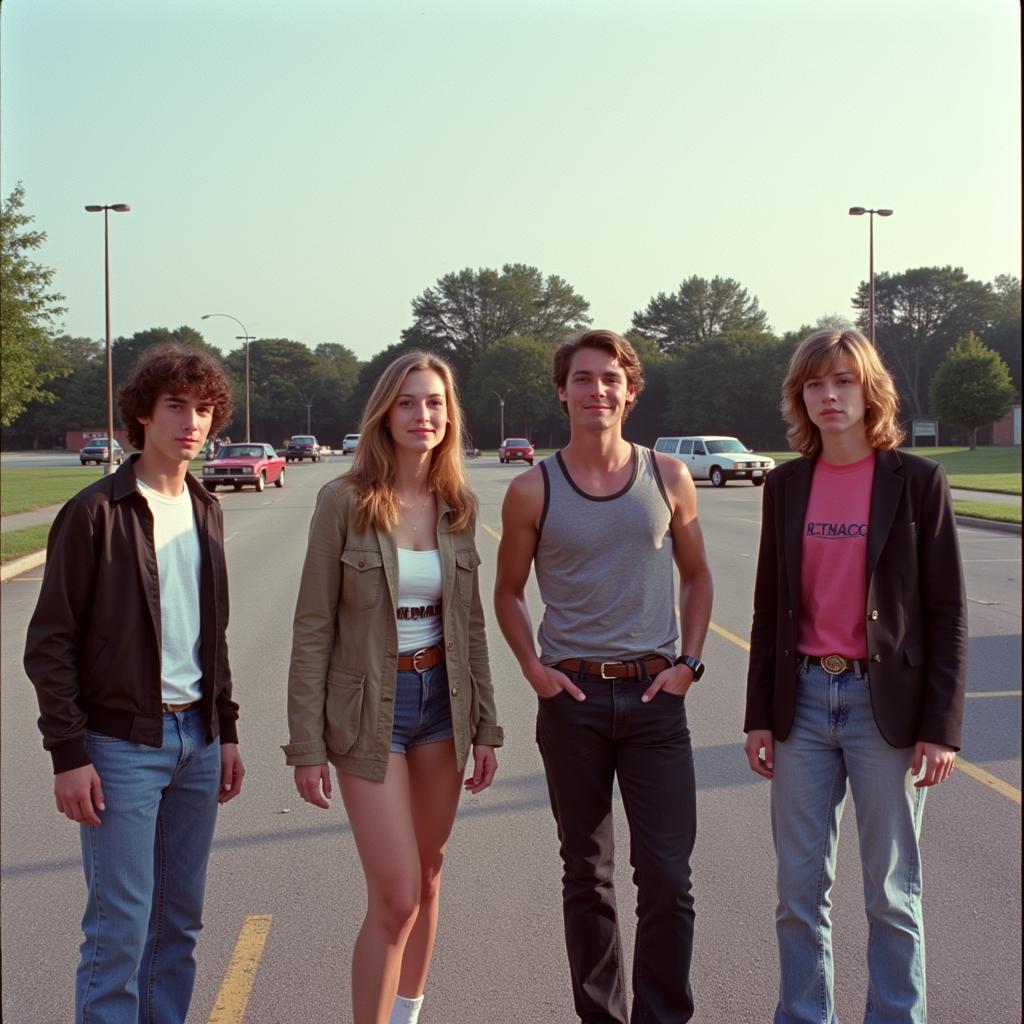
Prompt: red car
<box><xmin>201</xmin><ymin>443</ymin><xmax>286</xmax><ymax>493</ymax></box>
<box><xmin>498</xmin><ymin>437</ymin><xmax>535</xmax><ymax>465</ymax></box>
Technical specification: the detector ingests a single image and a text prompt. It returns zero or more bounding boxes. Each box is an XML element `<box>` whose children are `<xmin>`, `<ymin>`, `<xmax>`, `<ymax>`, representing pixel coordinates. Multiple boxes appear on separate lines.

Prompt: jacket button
<box><xmin>787</xmin><ymin>609</ymin><xmax>793</xmax><ymax>618</ymax></box>
<box><xmin>357</xmin><ymin>559</ymin><xmax>365</xmax><ymax>568</ymax></box>
<box><xmin>446</xmin><ymin>641</ymin><xmax>454</xmax><ymax>651</ymax></box>
<box><xmin>869</xmin><ymin>610</ymin><xmax>879</xmax><ymax>620</ymax></box>
<box><xmin>451</xmin><ymin>687</ymin><xmax>459</xmax><ymax>697</ymax></box>
<box><xmin>783</xmin><ymin>648</ymin><xmax>790</xmax><ymax>656</ymax></box>
<box><xmin>871</xmin><ymin>654</ymin><xmax>881</xmax><ymax>663</ymax></box>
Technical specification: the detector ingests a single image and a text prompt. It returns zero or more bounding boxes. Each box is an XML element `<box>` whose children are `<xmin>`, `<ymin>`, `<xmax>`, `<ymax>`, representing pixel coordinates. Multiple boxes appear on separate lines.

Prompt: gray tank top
<box><xmin>535</xmin><ymin>445</ymin><xmax>679</xmax><ymax>665</ymax></box>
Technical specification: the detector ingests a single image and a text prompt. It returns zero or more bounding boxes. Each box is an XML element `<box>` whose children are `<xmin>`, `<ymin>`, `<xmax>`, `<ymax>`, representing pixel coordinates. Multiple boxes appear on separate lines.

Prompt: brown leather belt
<box><xmin>555</xmin><ymin>655</ymin><xmax>672</xmax><ymax>680</ymax></box>
<box><xmin>161</xmin><ymin>700</ymin><xmax>197</xmax><ymax>713</ymax></box>
<box><xmin>801</xmin><ymin>654</ymin><xmax>866</xmax><ymax>675</ymax></box>
<box><xmin>397</xmin><ymin>645</ymin><xmax>444</xmax><ymax>672</ymax></box>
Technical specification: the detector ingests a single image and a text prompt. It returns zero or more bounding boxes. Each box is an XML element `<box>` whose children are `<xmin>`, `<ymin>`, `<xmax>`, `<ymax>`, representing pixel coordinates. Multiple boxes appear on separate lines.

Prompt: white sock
<box><xmin>389</xmin><ymin>993</ymin><xmax>424</xmax><ymax>1024</ymax></box>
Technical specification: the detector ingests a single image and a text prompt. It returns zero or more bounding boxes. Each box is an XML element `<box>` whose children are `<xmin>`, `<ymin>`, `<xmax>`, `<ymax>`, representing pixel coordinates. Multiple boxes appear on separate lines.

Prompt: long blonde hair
<box><xmin>344</xmin><ymin>350</ymin><xmax>477</xmax><ymax>533</ymax></box>
<box><xmin>781</xmin><ymin>328</ymin><xmax>904</xmax><ymax>458</ymax></box>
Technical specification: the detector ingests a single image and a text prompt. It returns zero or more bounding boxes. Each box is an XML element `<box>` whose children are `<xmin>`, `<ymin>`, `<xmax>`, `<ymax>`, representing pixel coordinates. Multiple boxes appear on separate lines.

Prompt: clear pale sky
<box><xmin>2</xmin><ymin>0</ymin><xmax>1020</xmax><ymax>361</ymax></box>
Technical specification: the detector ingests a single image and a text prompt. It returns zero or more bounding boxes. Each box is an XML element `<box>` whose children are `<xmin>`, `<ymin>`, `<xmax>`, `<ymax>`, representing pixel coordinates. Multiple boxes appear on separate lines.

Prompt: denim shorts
<box><xmin>390</xmin><ymin>661</ymin><xmax>454</xmax><ymax>753</ymax></box>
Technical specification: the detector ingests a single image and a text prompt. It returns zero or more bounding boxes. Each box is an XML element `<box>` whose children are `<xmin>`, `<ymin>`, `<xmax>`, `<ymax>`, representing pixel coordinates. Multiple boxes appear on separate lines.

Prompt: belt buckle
<box><xmin>598</xmin><ymin>661</ymin><xmax>617</xmax><ymax>679</ymax></box>
<box><xmin>822</xmin><ymin>654</ymin><xmax>849</xmax><ymax>674</ymax></box>
<box><xmin>411</xmin><ymin>647</ymin><xmax>433</xmax><ymax>672</ymax></box>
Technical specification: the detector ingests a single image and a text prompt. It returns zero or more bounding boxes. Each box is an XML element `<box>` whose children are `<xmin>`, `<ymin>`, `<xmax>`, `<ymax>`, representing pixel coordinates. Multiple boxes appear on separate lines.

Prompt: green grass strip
<box><xmin>1</xmin><ymin>467</ymin><xmax>104</xmax><ymax>516</ymax></box>
<box><xmin>1</xmin><ymin>524</ymin><xmax>51</xmax><ymax>564</ymax></box>
<box><xmin>952</xmin><ymin>501</ymin><xmax>1022</xmax><ymax>525</ymax></box>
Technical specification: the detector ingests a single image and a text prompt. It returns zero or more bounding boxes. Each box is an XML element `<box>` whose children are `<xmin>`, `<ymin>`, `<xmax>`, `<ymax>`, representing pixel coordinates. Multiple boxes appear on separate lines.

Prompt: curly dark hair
<box><xmin>118</xmin><ymin>343</ymin><xmax>234</xmax><ymax>450</ymax></box>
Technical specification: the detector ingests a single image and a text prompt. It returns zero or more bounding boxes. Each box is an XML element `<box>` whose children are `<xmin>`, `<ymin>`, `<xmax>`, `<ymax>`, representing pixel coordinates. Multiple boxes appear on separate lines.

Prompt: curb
<box><xmin>954</xmin><ymin>515</ymin><xmax>1022</xmax><ymax>535</ymax></box>
<box><xmin>1</xmin><ymin>549</ymin><xmax>47</xmax><ymax>582</ymax></box>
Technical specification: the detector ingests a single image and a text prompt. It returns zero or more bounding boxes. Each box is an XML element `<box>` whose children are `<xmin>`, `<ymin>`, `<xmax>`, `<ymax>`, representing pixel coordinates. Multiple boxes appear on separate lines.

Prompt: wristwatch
<box><xmin>674</xmin><ymin>654</ymin><xmax>705</xmax><ymax>681</ymax></box>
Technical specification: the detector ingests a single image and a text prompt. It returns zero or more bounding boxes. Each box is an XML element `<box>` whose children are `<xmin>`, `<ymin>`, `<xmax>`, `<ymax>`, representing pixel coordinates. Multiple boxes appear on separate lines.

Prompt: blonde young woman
<box><xmin>744</xmin><ymin>329</ymin><xmax>967</xmax><ymax>1024</ymax></box>
<box><xmin>283</xmin><ymin>351</ymin><xmax>503</xmax><ymax>1024</ymax></box>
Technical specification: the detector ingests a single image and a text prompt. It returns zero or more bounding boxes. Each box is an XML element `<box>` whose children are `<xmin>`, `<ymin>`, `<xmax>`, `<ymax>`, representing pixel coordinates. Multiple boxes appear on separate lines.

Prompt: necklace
<box><xmin>398</xmin><ymin>492</ymin><xmax>434</xmax><ymax>533</ymax></box>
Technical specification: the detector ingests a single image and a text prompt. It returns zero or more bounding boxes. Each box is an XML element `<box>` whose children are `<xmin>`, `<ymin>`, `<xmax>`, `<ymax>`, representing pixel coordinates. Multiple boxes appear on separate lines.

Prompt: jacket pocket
<box><xmin>324</xmin><ymin>669</ymin><xmax>365</xmax><ymax>755</ymax></box>
<box><xmin>903</xmin><ymin>645</ymin><xmax>925</xmax><ymax>668</ymax></box>
<box><xmin>340</xmin><ymin>549</ymin><xmax>385</xmax><ymax>610</ymax></box>
<box><xmin>454</xmin><ymin>548</ymin><xmax>481</xmax><ymax>606</ymax></box>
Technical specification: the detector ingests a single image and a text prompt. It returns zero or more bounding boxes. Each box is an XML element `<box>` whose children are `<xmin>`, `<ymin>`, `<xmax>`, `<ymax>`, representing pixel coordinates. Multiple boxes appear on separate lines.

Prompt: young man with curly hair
<box><xmin>25</xmin><ymin>342</ymin><xmax>245</xmax><ymax>1024</ymax></box>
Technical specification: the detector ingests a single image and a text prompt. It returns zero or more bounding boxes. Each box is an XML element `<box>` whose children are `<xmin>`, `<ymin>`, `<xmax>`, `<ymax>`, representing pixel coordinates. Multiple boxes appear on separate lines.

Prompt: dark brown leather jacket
<box><xmin>24</xmin><ymin>456</ymin><xmax>238</xmax><ymax>773</ymax></box>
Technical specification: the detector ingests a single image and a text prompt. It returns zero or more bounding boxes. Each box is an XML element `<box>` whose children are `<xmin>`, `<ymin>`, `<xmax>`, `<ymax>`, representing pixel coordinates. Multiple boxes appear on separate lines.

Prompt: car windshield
<box><xmin>705</xmin><ymin>439</ymin><xmax>750</xmax><ymax>454</ymax></box>
<box><xmin>291</xmin><ymin>436</ymin><xmax>315</xmax><ymax>444</ymax></box>
<box><xmin>219</xmin><ymin>445</ymin><xmax>263</xmax><ymax>458</ymax></box>
<box><xmin>505</xmin><ymin>439</ymin><xmax>531</xmax><ymax>446</ymax></box>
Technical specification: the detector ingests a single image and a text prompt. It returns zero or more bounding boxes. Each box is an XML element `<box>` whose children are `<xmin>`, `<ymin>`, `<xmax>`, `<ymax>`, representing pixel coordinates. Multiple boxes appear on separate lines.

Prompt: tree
<box><xmin>1</xmin><ymin>184</ymin><xmax>68</xmax><ymax>426</ymax></box>
<box><xmin>465</xmin><ymin>336</ymin><xmax>563</xmax><ymax>446</ymax></box>
<box><xmin>631</xmin><ymin>275</ymin><xmax>769</xmax><ymax>351</ymax></box>
<box><xmin>852</xmin><ymin>266</ymin><xmax>996</xmax><ymax>416</ymax></box>
<box><xmin>929</xmin><ymin>333</ymin><xmax>1015</xmax><ymax>450</ymax></box>
<box><xmin>402</xmin><ymin>263</ymin><xmax>590</xmax><ymax>379</ymax></box>
<box><xmin>983</xmin><ymin>274</ymin><xmax>1021</xmax><ymax>397</ymax></box>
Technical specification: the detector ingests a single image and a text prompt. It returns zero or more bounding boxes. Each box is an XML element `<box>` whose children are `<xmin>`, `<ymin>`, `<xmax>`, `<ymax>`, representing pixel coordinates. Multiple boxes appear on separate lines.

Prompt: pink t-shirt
<box><xmin>798</xmin><ymin>452</ymin><xmax>876</xmax><ymax>658</ymax></box>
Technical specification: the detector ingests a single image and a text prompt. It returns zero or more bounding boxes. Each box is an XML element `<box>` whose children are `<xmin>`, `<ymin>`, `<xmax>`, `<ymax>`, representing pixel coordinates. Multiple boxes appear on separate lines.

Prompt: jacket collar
<box><xmin>112</xmin><ymin>452</ymin><xmax>217</xmax><ymax>508</ymax></box>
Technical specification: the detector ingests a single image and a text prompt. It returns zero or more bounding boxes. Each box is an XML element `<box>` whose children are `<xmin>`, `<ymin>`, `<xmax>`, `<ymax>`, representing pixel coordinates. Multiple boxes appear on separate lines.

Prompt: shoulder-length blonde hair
<box><xmin>781</xmin><ymin>328</ymin><xmax>904</xmax><ymax>457</ymax></box>
<box><xmin>343</xmin><ymin>350</ymin><xmax>477</xmax><ymax>533</ymax></box>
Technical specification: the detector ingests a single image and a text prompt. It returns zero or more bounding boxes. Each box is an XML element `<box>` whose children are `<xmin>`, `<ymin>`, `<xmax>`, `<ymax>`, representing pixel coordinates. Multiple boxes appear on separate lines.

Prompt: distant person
<box><xmin>284</xmin><ymin>350</ymin><xmax>503</xmax><ymax>1024</ymax></box>
<box><xmin>24</xmin><ymin>343</ymin><xmax>245</xmax><ymax>1023</ymax></box>
<box><xmin>744</xmin><ymin>328</ymin><xmax>967</xmax><ymax>1023</ymax></box>
<box><xmin>494</xmin><ymin>329</ymin><xmax>713</xmax><ymax>1024</ymax></box>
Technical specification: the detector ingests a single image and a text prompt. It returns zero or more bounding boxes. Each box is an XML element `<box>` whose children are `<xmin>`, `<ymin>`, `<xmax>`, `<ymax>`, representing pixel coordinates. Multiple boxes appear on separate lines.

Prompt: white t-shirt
<box><xmin>136</xmin><ymin>479</ymin><xmax>203</xmax><ymax>704</ymax></box>
<box><xmin>396</xmin><ymin>547</ymin><xmax>444</xmax><ymax>652</ymax></box>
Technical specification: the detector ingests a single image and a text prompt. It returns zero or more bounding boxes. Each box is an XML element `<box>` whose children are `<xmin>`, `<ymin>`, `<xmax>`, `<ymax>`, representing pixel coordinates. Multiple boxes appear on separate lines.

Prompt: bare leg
<box><xmin>397</xmin><ymin>739</ymin><xmax>463</xmax><ymax>998</ymax></box>
<box><xmin>341</xmin><ymin>754</ymin><xmax>421</xmax><ymax>1024</ymax></box>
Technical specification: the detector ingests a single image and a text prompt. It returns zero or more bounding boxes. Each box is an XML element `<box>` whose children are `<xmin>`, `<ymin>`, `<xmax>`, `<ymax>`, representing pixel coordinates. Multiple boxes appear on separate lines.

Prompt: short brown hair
<box><xmin>781</xmin><ymin>328</ymin><xmax>904</xmax><ymax>457</ymax></box>
<box><xmin>552</xmin><ymin>329</ymin><xmax>645</xmax><ymax>418</ymax></box>
<box><xmin>118</xmin><ymin>343</ymin><xmax>234</xmax><ymax>450</ymax></box>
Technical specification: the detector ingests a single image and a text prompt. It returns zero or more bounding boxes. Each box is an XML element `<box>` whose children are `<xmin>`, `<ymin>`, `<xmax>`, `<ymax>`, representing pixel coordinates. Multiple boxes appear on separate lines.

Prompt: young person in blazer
<box><xmin>744</xmin><ymin>328</ymin><xmax>967</xmax><ymax>1024</ymax></box>
<box><xmin>283</xmin><ymin>351</ymin><xmax>502</xmax><ymax>1024</ymax></box>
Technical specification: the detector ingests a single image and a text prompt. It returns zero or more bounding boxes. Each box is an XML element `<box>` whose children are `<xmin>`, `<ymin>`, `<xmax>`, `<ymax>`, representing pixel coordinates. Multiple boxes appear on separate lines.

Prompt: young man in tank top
<box><xmin>495</xmin><ymin>329</ymin><xmax>713</xmax><ymax>1024</ymax></box>
<box><xmin>24</xmin><ymin>343</ymin><xmax>244</xmax><ymax>1024</ymax></box>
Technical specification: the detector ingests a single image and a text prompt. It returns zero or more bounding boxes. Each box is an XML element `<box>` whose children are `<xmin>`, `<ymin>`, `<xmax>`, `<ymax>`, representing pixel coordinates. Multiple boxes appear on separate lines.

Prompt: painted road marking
<box><xmin>956</xmin><ymin>761</ymin><xmax>1021</xmax><ymax>804</ymax></box>
<box><xmin>966</xmin><ymin>690</ymin><xmax>1022</xmax><ymax>698</ymax></box>
<box><xmin>481</xmin><ymin>522</ymin><xmax>501</xmax><ymax>542</ymax></box>
<box><xmin>208</xmin><ymin>914</ymin><xmax>272</xmax><ymax>1024</ymax></box>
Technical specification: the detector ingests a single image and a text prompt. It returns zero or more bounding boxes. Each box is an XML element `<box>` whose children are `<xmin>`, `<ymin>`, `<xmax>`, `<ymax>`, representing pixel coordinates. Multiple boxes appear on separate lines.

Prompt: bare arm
<box><xmin>642</xmin><ymin>455</ymin><xmax>713</xmax><ymax>701</ymax></box>
<box><xmin>493</xmin><ymin>469</ymin><xmax>584</xmax><ymax>701</ymax></box>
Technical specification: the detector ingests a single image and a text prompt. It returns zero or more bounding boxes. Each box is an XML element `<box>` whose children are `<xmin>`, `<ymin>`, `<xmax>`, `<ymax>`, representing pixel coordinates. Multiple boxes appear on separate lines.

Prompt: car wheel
<box><xmin>233</xmin><ymin>483</ymin><xmax>242</xmax><ymax>491</ymax></box>
<box><xmin>752</xmin><ymin>477</ymin><xmax>765</xmax><ymax>486</ymax></box>
<box><xmin>275</xmin><ymin>469</ymin><xmax>285</xmax><ymax>488</ymax></box>
<box><xmin>527</xmin><ymin>459</ymin><xmax>534</xmax><ymax>465</ymax></box>
<box><xmin>710</xmin><ymin>466</ymin><xmax>726</xmax><ymax>487</ymax></box>
<box><xmin>204</xmin><ymin>482</ymin><xmax>217</xmax><ymax>492</ymax></box>
<box><xmin>255</xmin><ymin>472</ymin><xmax>266</xmax><ymax>492</ymax></box>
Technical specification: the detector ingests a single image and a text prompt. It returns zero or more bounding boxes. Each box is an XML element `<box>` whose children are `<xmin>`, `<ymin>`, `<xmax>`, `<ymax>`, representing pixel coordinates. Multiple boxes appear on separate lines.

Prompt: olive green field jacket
<box><xmin>282</xmin><ymin>480</ymin><xmax>502</xmax><ymax>782</ymax></box>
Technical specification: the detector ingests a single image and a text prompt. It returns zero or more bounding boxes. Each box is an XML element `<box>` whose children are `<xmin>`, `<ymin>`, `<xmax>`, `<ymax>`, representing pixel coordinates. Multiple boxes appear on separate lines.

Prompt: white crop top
<box><xmin>396</xmin><ymin>547</ymin><xmax>444</xmax><ymax>651</ymax></box>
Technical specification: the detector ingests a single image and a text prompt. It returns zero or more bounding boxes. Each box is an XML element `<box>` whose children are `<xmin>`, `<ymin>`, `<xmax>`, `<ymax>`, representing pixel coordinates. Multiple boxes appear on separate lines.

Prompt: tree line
<box><xmin>3</xmin><ymin>184</ymin><xmax>1020</xmax><ymax>451</ymax></box>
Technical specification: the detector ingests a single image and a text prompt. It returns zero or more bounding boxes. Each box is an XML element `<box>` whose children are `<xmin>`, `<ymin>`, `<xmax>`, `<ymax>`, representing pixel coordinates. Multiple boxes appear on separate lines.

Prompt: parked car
<box><xmin>80</xmin><ymin>438</ymin><xmax>124</xmax><ymax>466</ymax></box>
<box><xmin>463</xmin><ymin>440</ymin><xmax>480</xmax><ymax>459</ymax></box>
<box><xmin>341</xmin><ymin>433</ymin><xmax>361</xmax><ymax>455</ymax></box>
<box><xmin>201</xmin><ymin>443</ymin><xmax>286</xmax><ymax>492</ymax></box>
<box><xmin>319</xmin><ymin>444</ymin><xmax>333</xmax><ymax>456</ymax></box>
<box><xmin>499</xmin><ymin>438</ymin><xmax>535</xmax><ymax>465</ymax></box>
<box><xmin>286</xmin><ymin>435</ymin><xmax>321</xmax><ymax>462</ymax></box>
<box><xmin>653</xmin><ymin>435</ymin><xmax>775</xmax><ymax>487</ymax></box>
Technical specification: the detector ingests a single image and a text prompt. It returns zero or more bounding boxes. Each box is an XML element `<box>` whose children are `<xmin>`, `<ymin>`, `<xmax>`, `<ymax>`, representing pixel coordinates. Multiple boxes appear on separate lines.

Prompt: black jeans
<box><xmin>536</xmin><ymin>667</ymin><xmax>697</xmax><ymax>1024</ymax></box>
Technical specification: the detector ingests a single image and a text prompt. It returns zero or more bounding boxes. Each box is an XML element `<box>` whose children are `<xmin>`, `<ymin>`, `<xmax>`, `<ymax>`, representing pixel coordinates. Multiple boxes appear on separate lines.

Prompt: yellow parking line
<box><xmin>966</xmin><ymin>690</ymin><xmax>1022</xmax><ymax>698</ymax></box>
<box><xmin>481</xmin><ymin>522</ymin><xmax>501</xmax><ymax>542</ymax></box>
<box><xmin>956</xmin><ymin>759</ymin><xmax>1021</xmax><ymax>804</ymax></box>
<box><xmin>709</xmin><ymin>620</ymin><xmax>750</xmax><ymax>651</ymax></box>
<box><xmin>208</xmin><ymin>914</ymin><xmax>272</xmax><ymax>1024</ymax></box>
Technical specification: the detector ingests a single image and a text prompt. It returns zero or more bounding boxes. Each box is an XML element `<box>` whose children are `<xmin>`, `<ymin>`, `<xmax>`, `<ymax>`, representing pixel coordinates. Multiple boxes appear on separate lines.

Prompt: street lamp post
<box><xmin>85</xmin><ymin>203</ymin><xmax>131</xmax><ymax>475</ymax></box>
<box><xmin>202</xmin><ymin>313</ymin><xmax>254</xmax><ymax>441</ymax></box>
<box><xmin>848</xmin><ymin>206</ymin><xmax>893</xmax><ymax>346</ymax></box>
<box><xmin>492</xmin><ymin>389</ymin><xmax>512</xmax><ymax>444</ymax></box>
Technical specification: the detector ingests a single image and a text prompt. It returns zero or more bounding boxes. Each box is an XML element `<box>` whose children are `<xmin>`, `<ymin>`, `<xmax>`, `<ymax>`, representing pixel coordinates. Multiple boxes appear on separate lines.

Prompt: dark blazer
<box><xmin>744</xmin><ymin>449</ymin><xmax>967</xmax><ymax>750</ymax></box>
<box><xmin>24</xmin><ymin>455</ymin><xmax>239</xmax><ymax>773</ymax></box>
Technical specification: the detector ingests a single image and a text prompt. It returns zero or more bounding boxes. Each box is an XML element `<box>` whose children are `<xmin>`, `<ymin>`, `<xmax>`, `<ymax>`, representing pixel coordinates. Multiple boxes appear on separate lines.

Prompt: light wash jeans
<box><xmin>76</xmin><ymin>706</ymin><xmax>221</xmax><ymax>1024</ymax></box>
<box><xmin>771</xmin><ymin>662</ymin><xmax>927</xmax><ymax>1024</ymax></box>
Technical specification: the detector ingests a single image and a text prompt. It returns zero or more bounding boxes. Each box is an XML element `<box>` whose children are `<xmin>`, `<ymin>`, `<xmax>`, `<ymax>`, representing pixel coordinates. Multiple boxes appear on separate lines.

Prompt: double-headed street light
<box><xmin>84</xmin><ymin>203</ymin><xmax>131</xmax><ymax>475</ymax></box>
<box><xmin>849</xmin><ymin>206</ymin><xmax>893</xmax><ymax>346</ymax></box>
<box><xmin>202</xmin><ymin>313</ymin><xmax>254</xmax><ymax>441</ymax></box>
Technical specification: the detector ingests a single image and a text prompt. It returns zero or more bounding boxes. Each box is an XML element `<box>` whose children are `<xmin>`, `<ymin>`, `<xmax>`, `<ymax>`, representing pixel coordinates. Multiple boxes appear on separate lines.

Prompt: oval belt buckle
<box><xmin>822</xmin><ymin>654</ymin><xmax>848</xmax><ymax>674</ymax></box>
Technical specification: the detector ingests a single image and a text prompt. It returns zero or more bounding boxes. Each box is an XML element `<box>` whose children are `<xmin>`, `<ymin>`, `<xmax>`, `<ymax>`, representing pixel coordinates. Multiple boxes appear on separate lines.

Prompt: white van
<box><xmin>653</xmin><ymin>435</ymin><xmax>775</xmax><ymax>487</ymax></box>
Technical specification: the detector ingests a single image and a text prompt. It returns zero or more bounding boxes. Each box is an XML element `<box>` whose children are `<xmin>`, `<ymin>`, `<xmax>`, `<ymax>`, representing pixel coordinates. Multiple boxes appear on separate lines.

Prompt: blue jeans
<box><xmin>389</xmin><ymin>661</ymin><xmax>454</xmax><ymax>753</ymax></box>
<box><xmin>76</xmin><ymin>707</ymin><xmax>221</xmax><ymax>1024</ymax></box>
<box><xmin>772</xmin><ymin>662</ymin><xmax>927</xmax><ymax>1024</ymax></box>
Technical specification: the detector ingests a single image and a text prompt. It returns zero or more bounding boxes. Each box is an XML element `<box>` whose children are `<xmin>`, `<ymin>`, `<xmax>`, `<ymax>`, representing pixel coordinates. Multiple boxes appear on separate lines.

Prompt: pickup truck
<box><xmin>286</xmin><ymin>435</ymin><xmax>321</xmax><ymax>462</ymax></box>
